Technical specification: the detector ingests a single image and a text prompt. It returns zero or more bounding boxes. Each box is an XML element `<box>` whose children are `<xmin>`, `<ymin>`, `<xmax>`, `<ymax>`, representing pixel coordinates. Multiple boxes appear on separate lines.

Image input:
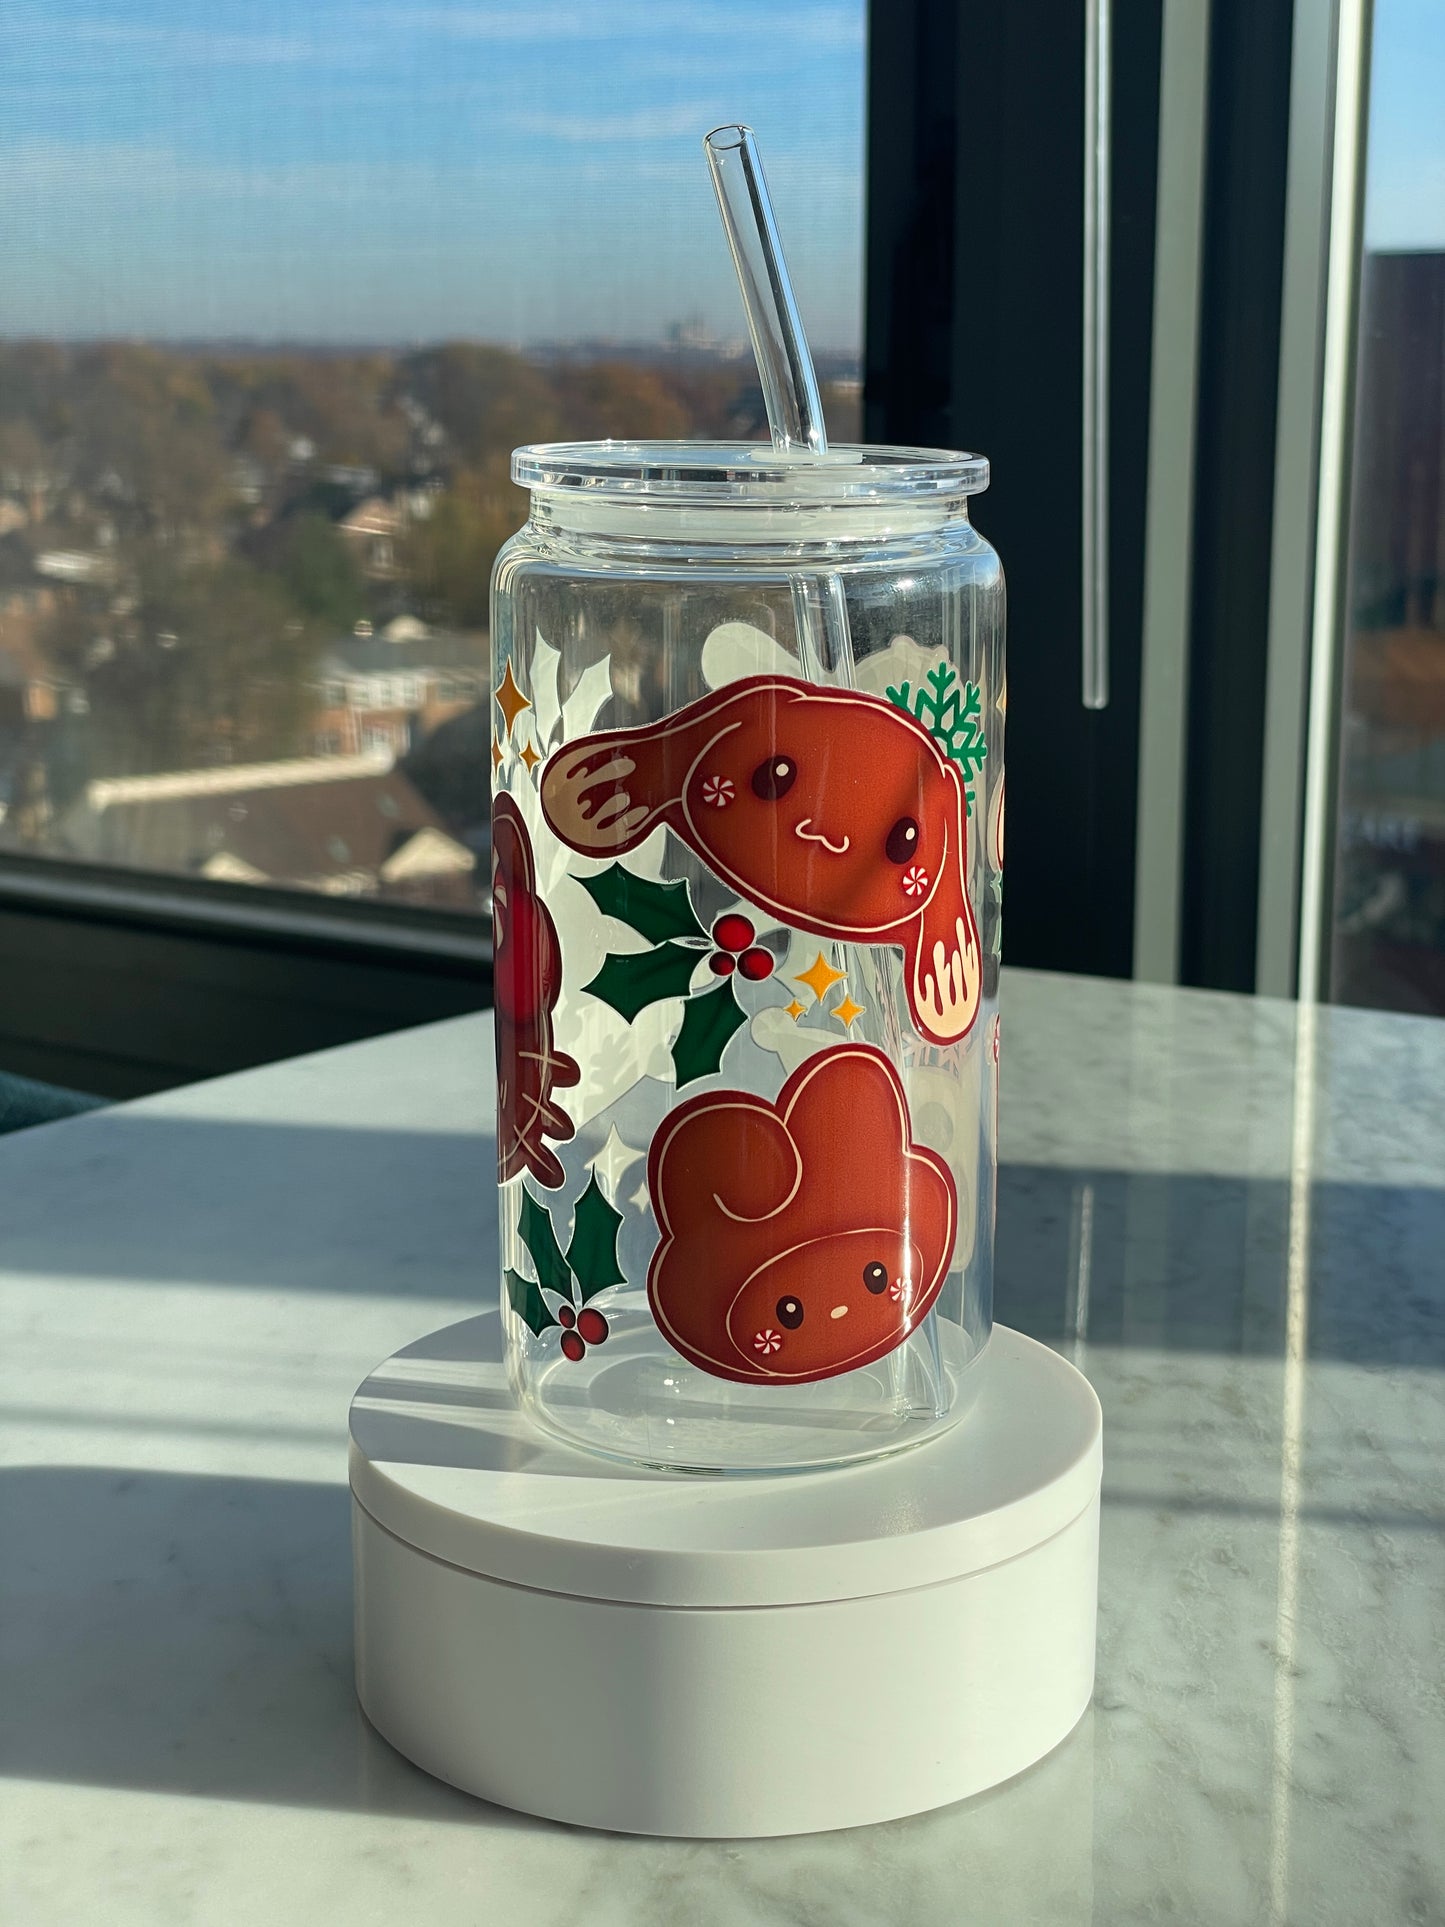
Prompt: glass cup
<box><xmin>490</xmin><ymin>441</ymin><xmax>1005</xmax><ymax>1473</ymax></box>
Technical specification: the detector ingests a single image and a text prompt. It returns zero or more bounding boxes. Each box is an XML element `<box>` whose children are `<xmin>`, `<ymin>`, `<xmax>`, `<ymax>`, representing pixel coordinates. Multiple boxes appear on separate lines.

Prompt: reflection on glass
<box><xmin>1330</xmin><ymin>0</ymin><xmax>1445</xmax><ymax>1010</ymax></box>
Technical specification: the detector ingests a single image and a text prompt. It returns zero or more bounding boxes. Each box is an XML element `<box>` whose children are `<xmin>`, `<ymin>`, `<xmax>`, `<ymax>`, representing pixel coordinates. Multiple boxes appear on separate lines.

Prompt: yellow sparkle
<box><xmin>784</xmin><ymin>998</ymin><xmax>806</xmax><ymax>1022</ymax></box>
<box><xmin>519</xmin><ymin>738</ymin><xmax>542</xmax><ymax>773</ymax></box>
<box><xmin>490</xmin><ymin>734</ymin><xmax>505</xmax><ymax>773</ymax></box>
<box><xmin>832</xmin><ymin>995</ymin><xmax>865</xmax><ymax>1029</ymax></box>
<box><xmin>794</xmin><ymin>952</ymin><xmax>845</xmax><ymax>1002</ymax></box>
<box><xmin>493</xmin><ymin>660</ymin><xmax>532</xmax><ymax>738</ymax></box>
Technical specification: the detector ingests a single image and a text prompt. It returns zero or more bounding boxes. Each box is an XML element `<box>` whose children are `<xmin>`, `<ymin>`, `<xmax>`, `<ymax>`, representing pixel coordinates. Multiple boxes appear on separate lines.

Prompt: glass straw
<box><xmin>703</xmin><ymin>123</ymin><xmax>856</xmax><ymax>685</ymax></box>
<box><xmin>703</xmin><ymin>124</ymin><xmax>828</xmax><ymax>455</ymax></box>
<box><xmin>705</xmin><ymin>124</ymin><xmax>938</xmax><ymax>1416</ymax></box>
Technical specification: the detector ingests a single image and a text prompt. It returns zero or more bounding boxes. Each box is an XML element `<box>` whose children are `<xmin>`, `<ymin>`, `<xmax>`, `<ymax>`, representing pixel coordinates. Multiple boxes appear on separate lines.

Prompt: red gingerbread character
<box><xmin>647</xmin><ymin>1044</ymin><xmax>957</xmax><ymax>1384</ymax></box>
<box><xmin>491</xmin><ymin>793</ymin><xmax>580</xmax><ymax>1189</ymax></box>
<box><xmin>540</xmin><ymin>675</ymin><xmax>981</xmax><ymax>1046</ymax></box>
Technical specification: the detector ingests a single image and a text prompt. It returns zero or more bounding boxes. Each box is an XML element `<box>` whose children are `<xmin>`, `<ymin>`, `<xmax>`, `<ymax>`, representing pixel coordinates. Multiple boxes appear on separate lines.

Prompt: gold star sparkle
<box><xmin>784</xmin><ymin>998</ymin><xmax>806</xmax><ymax>1022</ymax></box>
<box><xmin>519</xmin><ymin>739</ymin><xmax>541</xmax><ymax>774</ymax></box>
<box><xmin>832</xmin><ymin>995</ymin><xmax>865</xmax><ymax>1030</ymax></box>
<box><xmin>794</xmin><ymin>952</ymin><xmax>845</xmax><ymax>1003</ymax></box>
<box><xmin>490</xmin><ymin>734</ymin><xmax>505</xmax><ymax>773</ymax></box>
<box><xmin>493</xmin><ymin>660</ymin><xmax>531</xmax><ymax>738</ymax></box>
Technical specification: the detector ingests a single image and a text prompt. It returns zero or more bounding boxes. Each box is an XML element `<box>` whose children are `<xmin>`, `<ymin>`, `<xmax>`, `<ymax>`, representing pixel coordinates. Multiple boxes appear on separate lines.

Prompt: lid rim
<box><xmin>511</xmin><ymin>439</ymin><xmax>990</xmax><ymax>502</ymax></box>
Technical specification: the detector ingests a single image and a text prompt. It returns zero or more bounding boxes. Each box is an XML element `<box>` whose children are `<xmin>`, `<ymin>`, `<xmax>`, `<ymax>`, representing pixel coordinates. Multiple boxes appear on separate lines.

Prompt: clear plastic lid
<box><xmin>511</xmin><ymin>440</ymin><xmax>989</xmax><ymax>507</ymax></box>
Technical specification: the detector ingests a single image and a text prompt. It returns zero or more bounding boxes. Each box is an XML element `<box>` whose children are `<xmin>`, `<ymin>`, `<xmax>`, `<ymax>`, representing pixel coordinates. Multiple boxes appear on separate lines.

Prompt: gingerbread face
<box><xmin>540</xmin><ymin>675</ymin><xmax>981</xmax><ymax>1046</ymax></box>
<box><xmin>492</xmin><ymin>793</ymin><xmax>579</xmax><ymax>1189</ymax></box>
<box><xmin>647</xmin><ymin>1044</ymin><xmax>956</xmax><ymax>1384</ymax></box>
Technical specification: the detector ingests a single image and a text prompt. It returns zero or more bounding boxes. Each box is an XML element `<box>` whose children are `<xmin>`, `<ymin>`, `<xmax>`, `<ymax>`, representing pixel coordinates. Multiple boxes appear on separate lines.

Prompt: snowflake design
<box><xmin>901</xmin><ymin>863</ymin><xmax>930</xmax><ymax>898</ymax></box>
<box><xmin>701</xmin><ymin>774</ymin><xmax>735</xmax><ymax>808</ymax></box>
<box><xmin>753</xmin><ymin>1328</ymin><xmax>782</xmax><ymax>1354</ymax></box>
<box><xmin>886</xmin><ymin>660</ymin><xmax>988</xmax><ymax>816</ymax></box>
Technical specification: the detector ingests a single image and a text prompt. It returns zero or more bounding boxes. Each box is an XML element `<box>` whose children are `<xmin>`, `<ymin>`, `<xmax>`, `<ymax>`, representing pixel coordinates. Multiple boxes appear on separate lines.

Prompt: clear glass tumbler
<box><xmin>490</xmin><ymin>442</ymin><xmax>1004</xmax><ymax>1472</ymax></box>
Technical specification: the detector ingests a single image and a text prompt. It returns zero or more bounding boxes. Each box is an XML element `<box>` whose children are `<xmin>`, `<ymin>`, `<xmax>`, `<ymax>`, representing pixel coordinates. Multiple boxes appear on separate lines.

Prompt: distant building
<box><xmin>62</xmin><ymin>749</ymin><xmax>478</xmax><ymax>906</ymax></box>
<box><xmin>310</xmin><ymin>619</ymin><xmax>488</xmax><ymax>759</ymax></box>
<box><xmin>336</xmin><ymin>495</ymin><xmax>403</xmax><ymax>580</ymax></box>
<box><xmin>33</xmin><ymin>549</ymin><xmax>111</xmax><ymax>585</ymax></box>
<box><xmin>0</xmin><ymin>596</ymin><xmax>68</xmax><ymax>726</ymax></box>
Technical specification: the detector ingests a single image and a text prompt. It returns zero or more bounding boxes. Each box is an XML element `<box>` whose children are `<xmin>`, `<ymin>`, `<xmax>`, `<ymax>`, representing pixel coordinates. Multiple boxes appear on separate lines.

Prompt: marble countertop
<box><xmin>2</xmin><ymin>969</ymin><xmax>1442</xmax><ymax>1925</ymax></box>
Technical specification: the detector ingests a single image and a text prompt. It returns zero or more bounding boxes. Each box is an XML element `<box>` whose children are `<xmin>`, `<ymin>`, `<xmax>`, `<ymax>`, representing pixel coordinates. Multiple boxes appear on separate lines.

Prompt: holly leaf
<box><xmin>578</xmin><ymin>864</ymin><xmax>706</xmax><ymax>945</ymax></box>
<box><xmin>670</xmin><ymin>979</ymin><xmax>748</xmax><ymax>1087</ymax></box>
<box><xmin>566</xmin><ymin>1172</ymin><xmax>625</xmax><ymax>1302</ymax></box>
<box><xmin>505</xmin><ymin>1267</ymin><xmax>558</xmax><ymax>1336</ymax></box>
<box><xmin>585</xmin><ymin>941</ymin><xmax>703</xmax><ymax>1023</ymax></box>
<box><xmin>518</xmin><ymin>1186</ymin><xmax>573</xmax><ymax>1299</ymax></box>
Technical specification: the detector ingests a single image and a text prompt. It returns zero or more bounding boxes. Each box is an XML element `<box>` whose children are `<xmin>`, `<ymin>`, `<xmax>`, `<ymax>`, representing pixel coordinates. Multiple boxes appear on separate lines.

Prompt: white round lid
<box><xmin>350</xmin><ymin>1319</ymin><xmax>1101</xmax><ymax>1609</ymax></box>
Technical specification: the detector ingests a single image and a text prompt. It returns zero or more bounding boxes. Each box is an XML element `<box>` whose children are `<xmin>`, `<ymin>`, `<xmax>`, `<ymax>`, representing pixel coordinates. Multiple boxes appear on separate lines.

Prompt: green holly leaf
<box><xmin>578</xmin><ymin>864</ymin><xmax>707</xmax><ymax>945</ymax></box>
<box><xmin>585</xmin><ymin>941</ymin><xmax>703</xmax><ymax>1023</ymax></box>
<box><xmin>518</xmin><ymin>1186</ymin><xmax>573</xmax><ymax>1299</ymax></box>
<box><xmin>505</xmin><ymin>1267</ymin><xmax>559</xmax><ymax>1337</ymax></box>
<box><xmin>566</xmin><ymin>1172</ymin><xmax>625</xmax><ymax>1302</ymax></box>
<box><xmin>670</xmin><ymin>979</ymin><xmax>748</xmax><ymax>1087</ymax></box>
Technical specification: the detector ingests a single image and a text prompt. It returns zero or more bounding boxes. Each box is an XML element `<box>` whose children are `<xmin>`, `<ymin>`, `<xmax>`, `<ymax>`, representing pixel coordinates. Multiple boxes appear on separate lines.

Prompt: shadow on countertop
<box><xmin>0</xmin><ymin>1462</ymin><xmax>506</xmax><ymax>1826</ymax></box>
<box><xmin>1</xmin><ymin>1097</ymin><xmax>1440</xmax><ymax>1367</ymax></box>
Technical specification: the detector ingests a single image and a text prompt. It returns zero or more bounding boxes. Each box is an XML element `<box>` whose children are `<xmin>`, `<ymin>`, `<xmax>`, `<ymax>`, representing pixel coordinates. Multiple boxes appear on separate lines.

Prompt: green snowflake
<box><xmin>886</xmin><ymin>659</ymin><xmax>988</xmax><ymax>815</ymax></box>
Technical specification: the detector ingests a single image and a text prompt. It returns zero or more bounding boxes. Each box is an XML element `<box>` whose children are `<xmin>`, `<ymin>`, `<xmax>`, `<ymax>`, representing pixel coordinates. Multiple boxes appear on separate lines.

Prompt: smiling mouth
<box><xmin>794</xmin><ymin>818</ymin><xmax>850</xmax><ymax>855</ymax></box>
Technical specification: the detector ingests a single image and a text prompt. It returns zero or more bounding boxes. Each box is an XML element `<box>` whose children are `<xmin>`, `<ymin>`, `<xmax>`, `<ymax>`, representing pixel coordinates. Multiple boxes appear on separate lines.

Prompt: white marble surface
<box><xmin>2</xmin><ymin>968</ymin><xmax>1442</xmax><ymax>1925</ymax></box>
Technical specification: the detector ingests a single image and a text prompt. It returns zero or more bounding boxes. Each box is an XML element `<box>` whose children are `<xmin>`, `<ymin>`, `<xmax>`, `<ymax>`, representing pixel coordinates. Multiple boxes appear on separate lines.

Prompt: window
<box><xmin>0</xmin><ymin>2</ymin><xmax>865</xmax><ymax>922</ymax></box>
<box><xmin>1325</xmin><ymin>0</ymin><xmax>1445</xmax><ymax>1014</ymax></box>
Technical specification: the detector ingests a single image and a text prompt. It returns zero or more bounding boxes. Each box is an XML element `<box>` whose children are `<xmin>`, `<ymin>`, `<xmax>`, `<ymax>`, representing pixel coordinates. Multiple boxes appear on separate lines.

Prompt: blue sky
<box><xmin>1364</xmin><ymin>0</ymin><xmax>1445</xmax><ymax>250</ymax></box>
<box><xmin>0</xmin><ymin>1</ymin><xmax>1438</xmax><ymax>349</ymax></box>
<box><xmin>0</xmin><ymin>0</ymin><xmax>866</xmax><ymax>346</ymax></box>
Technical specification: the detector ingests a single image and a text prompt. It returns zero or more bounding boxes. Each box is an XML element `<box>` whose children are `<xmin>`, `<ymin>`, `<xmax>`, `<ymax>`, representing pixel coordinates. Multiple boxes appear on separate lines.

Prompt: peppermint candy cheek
<box><xmin>700</xmin><ymin>774</ymin><xmax>736</xmax><ymax>809</ymax></box>
<box><xmin>901</xmin><ymin>864</ymin><xmax>930</xmax><ymax>899</ymax></box>
<box><xmin>753</xmin><ymin>1328</ymin><xmax>783</xmax><ymax>1355</ymax></box>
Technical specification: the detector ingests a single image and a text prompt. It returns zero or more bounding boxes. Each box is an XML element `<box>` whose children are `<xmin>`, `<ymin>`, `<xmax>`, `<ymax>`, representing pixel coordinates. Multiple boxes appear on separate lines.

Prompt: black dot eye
<box><xmin>776</xmin><ymin>1295</ymin><xmax>804</xmax><ymax>1329</ymax></box>
<box><xmin>885</xmin><ymin>816</ymin><xmax>920</xmax><ymax>864</ymax></box>
<box><xmin>863</xmin><ymin>1262</ymin><xmax>889</xmax><ymax>1295</ymax></box>
<box><xmin>752</xmin><ymin>755</ymin><xmax>797</xmax><ymax>801</ymax></box>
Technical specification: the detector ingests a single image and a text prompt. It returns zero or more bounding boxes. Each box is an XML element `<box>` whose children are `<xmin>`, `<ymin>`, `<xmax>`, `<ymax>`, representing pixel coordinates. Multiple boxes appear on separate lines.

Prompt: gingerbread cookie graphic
<box><xmin>491</xmin><ymin>792</ymin><xmax>580</xmax><ymax>1188</ymax></box>
<box><xmin>646</xmin><ymin>1043</ymin><xmax>957</xmax><ymax>1384</ymax></box>
<box><xmin>540</xmin><ymin>675</ymin><xmax>981</xmax><ymax>1046</ymax></box>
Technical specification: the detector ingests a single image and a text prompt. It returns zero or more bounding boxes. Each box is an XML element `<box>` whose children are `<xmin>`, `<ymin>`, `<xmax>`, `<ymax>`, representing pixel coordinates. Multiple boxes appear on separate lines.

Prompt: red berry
<box><xmin>738</xmin><ymin>946</ymin><xmax>774</xmax><ymax>981</ymax></box>
<box><xmin>557</xmin><ymin>1302</ymin><xmax>576</xmax><ymax>1328</ymax></box>
<box><xmin>560</xmin><ymin>1330</ymin><xmax>586</xmax><ymax>1362</ymax></box>
<box><xmin>576</xmin><ymin>1307</ymin><xmax>609</xmax><ymax>1346</ymax></box>
<box><xmin>709</xmin><ymin>952</ymin><xmax>735</xmax><ymax>976</ymax></box>
<box><xmin>713</xmin><ymin>913</ymin><xmax>755</xmax><ymax>953</ymax></box>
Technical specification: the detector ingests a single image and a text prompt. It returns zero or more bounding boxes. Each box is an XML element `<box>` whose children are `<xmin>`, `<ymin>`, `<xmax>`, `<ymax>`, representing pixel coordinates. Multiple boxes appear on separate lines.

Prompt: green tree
<box><xmin>403</xmin><ymin>345</ymin><xmax>561</xmax><ymax>468</ymax></box>
<box><xmin>56</xmin><ymin>547</ymin><xmax>320</xmax><ymax>775</ymax></box>
<box><xmin>551</xmin><ymin>361</ymin><xmax>691</xmax><ymax>440</ymax></box>
<box><xmin>401</xmin><ymin>466</ymin><xmax>523</xmax><ymax>629</ymax></box>
<box><xmin>68</xmin><ymin>343</ymin><xmax>232</xmax><ymax>536</ymax></box>
<box><xmin>271</xmin><ymin>513</ymin><xmax>365</xmax><ymax>631</ymax></box>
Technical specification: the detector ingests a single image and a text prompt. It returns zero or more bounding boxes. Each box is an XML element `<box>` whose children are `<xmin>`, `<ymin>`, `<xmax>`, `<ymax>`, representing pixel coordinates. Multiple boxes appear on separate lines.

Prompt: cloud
<box><xmin>368</xmin><ymin>2</ymin><xmax>862</xmax><ymax>46</ymax></box>
<box><xmin>507</xmin><ymin>102</ymin><xmax>726</xmax><ymax>143</ymax></box>
<box><xmin>1</xmin><ymin>15</ymin><xmax>330</xmax><ymax>65</ymax></box>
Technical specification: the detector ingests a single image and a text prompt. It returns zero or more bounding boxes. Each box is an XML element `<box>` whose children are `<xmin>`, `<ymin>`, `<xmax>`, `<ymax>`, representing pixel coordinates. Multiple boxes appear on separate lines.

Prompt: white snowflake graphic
<box><xmin>701</xmin><ymin>774</ymin><xmax>735</xmax><ymax>808</ymax></box>
<box><xmin>753</xmin><ymin>1328</ymin><xmax>782</xmax><ymax>1354</ymax></box>
<box><xmin>902</xmin><ymin>864</ymin><xmax>930</xmax><ymax>898</ymax></box>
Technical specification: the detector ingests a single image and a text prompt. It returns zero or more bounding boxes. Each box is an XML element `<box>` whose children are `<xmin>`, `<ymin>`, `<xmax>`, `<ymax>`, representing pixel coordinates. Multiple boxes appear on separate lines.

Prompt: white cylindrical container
<box><xmin>350</xmin><ymin>1312</ymin><xmax>1099</xmax><ymax>1839</ymax></box>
